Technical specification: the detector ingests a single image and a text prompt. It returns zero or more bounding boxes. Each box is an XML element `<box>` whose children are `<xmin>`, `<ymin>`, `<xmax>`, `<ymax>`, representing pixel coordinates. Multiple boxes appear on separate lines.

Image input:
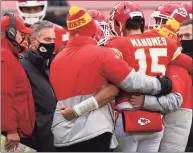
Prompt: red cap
<box><xmin>67</xmin><ymin>6</ymin><xmax>97</xmax><ymax>37</ymax></box>
<box><xmin>1</xmin><ymin>14</ymin><xmax>34</xmax><ymax>34</ymax></box>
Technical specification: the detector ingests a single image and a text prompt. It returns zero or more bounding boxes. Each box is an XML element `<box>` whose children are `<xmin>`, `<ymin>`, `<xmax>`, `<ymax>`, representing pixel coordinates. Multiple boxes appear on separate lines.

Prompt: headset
<box><xmin>3</xmin><ymin>12</ymin><xmax>17</xmax><ymax>41</ymax></box>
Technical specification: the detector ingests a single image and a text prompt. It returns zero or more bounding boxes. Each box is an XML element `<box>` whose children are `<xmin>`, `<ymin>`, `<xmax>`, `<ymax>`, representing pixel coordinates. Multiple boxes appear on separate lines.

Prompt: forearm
<box><xmin>73</xmin><ymin>84</ymin><xmax>119</xmax><ymax>116</ymax></box>
<box><xmin>94</xmin><ymin>84</ymin><xmax>119</xmax><ymax>107</ymax></box>
<box><xmin>143</xmin><ymin>93</ymin><xmax>183</xmax><ymax>114</ymax></box>
<box><xmin>118</xmin><ymin>69</ymin><xmax>161</xmax><ymax>96</ymax></box>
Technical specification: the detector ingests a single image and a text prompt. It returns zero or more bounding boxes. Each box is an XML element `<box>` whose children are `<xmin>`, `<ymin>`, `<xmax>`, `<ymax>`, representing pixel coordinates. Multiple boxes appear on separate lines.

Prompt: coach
<box><xmin>179</xmin><ymin>19</ymin><xmax>193</xmax><ymax>152</ymax></box>
<box><xmin>1</xmin><ymin>12</ymin><xmax>35</xmax><ymax>151</ymax></box>
<box><xmin>19</xmin><ymin>20</ymin><xmax>57</xmax><ymax>151</ymax></box>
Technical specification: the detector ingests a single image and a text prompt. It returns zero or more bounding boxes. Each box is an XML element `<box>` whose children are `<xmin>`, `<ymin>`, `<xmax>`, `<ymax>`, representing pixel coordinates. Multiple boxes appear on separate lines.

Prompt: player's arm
<box><xmin>93</xmin><ymin>84</ymin><xmax>119</xmax><ymax>108</ymax></box>
<box><xmin>143</xmin><ymin>93</ymin><xmax>182</xmax><ymax>114</ymax></box>
<box><xmin>100</xmin><ymin>47</ymin><xmax>171</xmax><ymax>96</ymax></box>
<box><xmin>144</xmin><ymin>65</ymin><xmax>187</xmax><ymax>114</ymax></box>
<box><xmin>72</xmin><ymin>84</ymin><xmax>119</xmax><ymax>117</ymax></box>
<box><xmin>71</xmin><ymin>48</ymin><xmax>172</xmax><ymax>118</ymax></box>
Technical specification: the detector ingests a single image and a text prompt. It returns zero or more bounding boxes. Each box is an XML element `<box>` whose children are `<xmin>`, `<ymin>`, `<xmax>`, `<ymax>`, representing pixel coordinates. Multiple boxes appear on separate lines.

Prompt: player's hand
<box><xmin>60</xmin><ymin>106</ymin><xmax>77</xmax><ymax>121</ymax></box>
<box><xmin>157</xmin><ymin>76</ymin><xmax>172</xmax><ymax>96</ymax></box>
<box><xmin>5</xmin><ymin>132</ymin><xmax>20</xmax><ymax>152</ymax></box>
<box><xmin>129</xmin><ymin>94</ymin><xmax>145</xmax><ymax>108</ymax></box>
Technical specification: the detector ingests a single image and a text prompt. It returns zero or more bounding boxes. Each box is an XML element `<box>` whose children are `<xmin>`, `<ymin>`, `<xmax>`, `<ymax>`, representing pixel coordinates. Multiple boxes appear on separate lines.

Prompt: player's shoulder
<box><xmin>89</xmin><ymin>44</ymin><xmax>114</xmax><ymax>54</ymax></box>
<box><xmin>107</xmin><ymin>36</ymin><xmax>127</xmax><ymax>44</ymax></box>
<box><xmin>167</xmin><ymin>65</ymin><xmax>189</xmax><ymax>78</ymax></box>
<box><xmin>143</xmin><ymin>30</ymin><xmax>160</xmax><ymax>37</ymax></box>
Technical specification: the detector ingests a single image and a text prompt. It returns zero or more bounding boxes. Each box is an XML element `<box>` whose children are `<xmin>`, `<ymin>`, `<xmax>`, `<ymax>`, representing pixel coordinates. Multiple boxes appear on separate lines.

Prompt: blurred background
<box><xmin>1</xmin><ymin>0</ymin><xmax>192</xmax><ymax>28</ymax></box>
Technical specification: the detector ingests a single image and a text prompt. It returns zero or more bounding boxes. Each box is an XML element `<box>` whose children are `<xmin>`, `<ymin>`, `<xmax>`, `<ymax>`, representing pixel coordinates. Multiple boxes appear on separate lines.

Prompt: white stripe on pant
<box><xmin>114</xmin><ymin>114</ymin><xmax>163</xmax><ymax>152</ymax></box>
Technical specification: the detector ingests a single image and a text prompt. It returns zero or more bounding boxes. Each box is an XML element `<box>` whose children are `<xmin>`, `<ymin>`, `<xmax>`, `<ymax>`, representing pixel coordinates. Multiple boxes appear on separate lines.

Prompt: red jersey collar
<box><xmin>66</xmin><ymin>36</ymin><xmax>97</xmax><ymax>47</ymax></box>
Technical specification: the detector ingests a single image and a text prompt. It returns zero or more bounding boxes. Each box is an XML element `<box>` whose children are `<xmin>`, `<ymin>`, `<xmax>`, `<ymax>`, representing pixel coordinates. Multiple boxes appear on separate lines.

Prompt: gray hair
<box><xmin>180</xmin><ymin>19</ymin><xmax>193</xmax><ymax>27</ymax></box>
<box><xmin>29</xmin><ymin>20</ymin><xmax>54</xmax><ymax>38</ymax></box>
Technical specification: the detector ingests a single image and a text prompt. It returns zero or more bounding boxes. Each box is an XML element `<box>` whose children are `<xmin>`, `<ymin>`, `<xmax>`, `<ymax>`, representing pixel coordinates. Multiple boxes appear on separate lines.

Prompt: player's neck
<box><xmin>126</xmin><ymin>29</ymin><xmax>142</xmax><ymax>36</ymax></box>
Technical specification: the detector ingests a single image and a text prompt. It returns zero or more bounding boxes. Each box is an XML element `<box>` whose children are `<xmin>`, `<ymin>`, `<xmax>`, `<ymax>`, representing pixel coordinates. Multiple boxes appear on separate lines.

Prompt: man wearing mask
<box><xmin>1</xmin><ymin>12</ymin><xmax>35</xmax><ymax>151</ymax></box>
<box><xmin>16</xmin><ymin>0</ymin><xmax>69</xmax><ymax>55</ymax></box>
<box><xmin>19</xmin><ymin>20</ymin><xmax>57</xmax><ymax>152</ymax></box>
<box><xmin>179</xmin><ymin>19</ymin><xmax>193</xmax><ymax>57</ymax></box>
<box><xmin>178</xmin><ymin>19</ymin><xmax>193</xmax><ymax>152</ymax></box>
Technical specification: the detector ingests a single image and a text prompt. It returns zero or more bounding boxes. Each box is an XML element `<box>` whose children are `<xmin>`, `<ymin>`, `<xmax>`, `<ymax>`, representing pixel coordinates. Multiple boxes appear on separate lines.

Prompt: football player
<box><xmin>16</xmin><ymin>0</ymin><xmax>69</xmax><ymax>55</ymax></box>
<box><xmin>104</xmin><ymin>1</ymin><xmax>192</xmax><ymax>152</ymax></box>
<box><xmin>179</xmin><ymin>19</ymin><xmax>193</xmax><ymax>152</ymax></box>
<box><xmin>149</xmin><ymin>3</ymin><xmax>193</xmax><ymax>151</ymax></box>
<box><xmin>88</xmin><ymin>9</ymin><xmax>112</xmax><ymax>46</ymax></box>
<box><xmin>182</xmin><ymin>3</ymin><xmax>192</xmax><ymax>19</ymax></box>
<box><xmin>87</xmin><ymin>5</ymin><xmax>191</xmax><ymax>151</ymax></box>
<box><xmin>50</xmin><ymin>6</ymin><xmax>173</xmax><ymax>152</ymax></box>
<box><xmin>148</xmin><ymin>2</ymin><xmax>189</xmax><ymax>44</ymax></box>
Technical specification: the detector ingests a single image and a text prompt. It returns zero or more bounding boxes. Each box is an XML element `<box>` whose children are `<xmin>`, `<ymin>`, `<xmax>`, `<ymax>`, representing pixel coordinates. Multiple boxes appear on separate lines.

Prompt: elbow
<box><xmin>168</xmin><ymin>93</ymin><xmax>183</xmax><ymax>113</ymax></box>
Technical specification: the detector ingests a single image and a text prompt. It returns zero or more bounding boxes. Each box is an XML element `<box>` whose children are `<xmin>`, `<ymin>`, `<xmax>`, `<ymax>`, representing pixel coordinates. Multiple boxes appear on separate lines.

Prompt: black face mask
<box><xmin>181</xmin><ymin>40</ymin><xmax>193</xmax><ymax>58</ymax></box>
<box><xmin>37</xmin><ymin>42</ymin><xmax>55</xmax><ymax>59</ymax></box>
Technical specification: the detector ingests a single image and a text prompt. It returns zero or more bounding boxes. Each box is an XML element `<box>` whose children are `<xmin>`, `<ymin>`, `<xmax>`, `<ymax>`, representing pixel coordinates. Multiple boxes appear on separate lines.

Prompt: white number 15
<box><xmin>135</xmin><ymin>48</ymin><xmax>167</xmax><ymax>76</ymax></box>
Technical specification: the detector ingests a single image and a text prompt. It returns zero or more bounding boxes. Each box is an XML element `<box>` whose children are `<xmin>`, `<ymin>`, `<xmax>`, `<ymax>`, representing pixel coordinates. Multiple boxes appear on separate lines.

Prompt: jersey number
<box><xmin>135</xmin><ymin>48</ymin><xmax>167</xmax><ymax>76</ymax></box>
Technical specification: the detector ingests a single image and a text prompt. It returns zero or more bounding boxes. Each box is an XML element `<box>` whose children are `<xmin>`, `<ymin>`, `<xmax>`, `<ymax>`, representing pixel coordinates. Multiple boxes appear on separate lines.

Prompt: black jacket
<box><xmin>19</xmin><ymin>51</ymin><xmax>56</xmax><ymax>151</ymax></box>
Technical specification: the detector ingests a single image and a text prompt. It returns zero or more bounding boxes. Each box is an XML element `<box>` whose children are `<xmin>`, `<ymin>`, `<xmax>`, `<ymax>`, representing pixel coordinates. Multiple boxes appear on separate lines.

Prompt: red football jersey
<box><xmin>54</xmin><ymin>25</ymin><xmax>69</xmax><ymax>54</ymax></box>
<box><xmin>105</xmin><ymin>31</ymin><xmax>181</xmax><ymax>107</ymax></box>
<box><xmin>106</xmin><ymin>32</ymin><xmax>181</xmax><ymax>77</ymax></box>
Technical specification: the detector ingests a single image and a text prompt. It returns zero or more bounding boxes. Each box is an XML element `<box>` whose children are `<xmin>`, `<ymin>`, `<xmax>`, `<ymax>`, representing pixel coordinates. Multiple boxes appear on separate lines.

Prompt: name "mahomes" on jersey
<box><xmin>130</xmin><ymin>37</ymin><xmax>167</xmax><ymax>47</ymax></box>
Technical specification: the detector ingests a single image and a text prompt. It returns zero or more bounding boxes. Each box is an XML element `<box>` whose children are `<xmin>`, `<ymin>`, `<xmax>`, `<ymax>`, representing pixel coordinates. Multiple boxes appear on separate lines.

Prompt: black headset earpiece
<box><xmin>4</xmin><ymin>12</ymin><xmax>17</xmax><ymax>41</ymax></box>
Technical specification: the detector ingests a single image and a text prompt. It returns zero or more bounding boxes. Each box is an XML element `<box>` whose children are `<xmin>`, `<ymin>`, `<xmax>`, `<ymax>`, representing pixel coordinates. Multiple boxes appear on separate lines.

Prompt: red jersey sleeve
<box><xmin>105</xmin><ymin>37</ymin><xmax>128</xmax><ymax>59</ymax></box>
<box><xmin>100</xmin><ymin>47</ymin><xmax>133</xmax><ymax>85</ymax></box>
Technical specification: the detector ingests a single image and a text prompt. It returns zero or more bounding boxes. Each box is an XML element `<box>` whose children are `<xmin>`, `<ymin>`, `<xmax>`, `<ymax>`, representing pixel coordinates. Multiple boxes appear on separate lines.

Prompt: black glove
<box><xmin>156</xmin><ymin>76</ymin><xmax>172</xmax><ymax>96</ymax></box>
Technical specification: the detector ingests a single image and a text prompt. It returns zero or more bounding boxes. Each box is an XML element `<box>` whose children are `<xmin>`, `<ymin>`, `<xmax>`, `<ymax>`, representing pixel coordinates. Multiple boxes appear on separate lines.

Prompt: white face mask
<box><xmin>25</xmin><ymin>17</ymin><xmax>40</xmax><ymax>25</ymax></box>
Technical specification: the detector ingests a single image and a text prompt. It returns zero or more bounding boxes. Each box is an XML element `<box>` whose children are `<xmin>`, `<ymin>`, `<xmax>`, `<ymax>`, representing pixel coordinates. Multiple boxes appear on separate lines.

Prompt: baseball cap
<box><xmin>1</xmin><ymin>14</ymin><xmax>34</xmax><ymax>34</ymax></box>
<box><xmin>66</xmin><ymin>6</ymin><xmax>98</xmax><ymax>37</ymax></box>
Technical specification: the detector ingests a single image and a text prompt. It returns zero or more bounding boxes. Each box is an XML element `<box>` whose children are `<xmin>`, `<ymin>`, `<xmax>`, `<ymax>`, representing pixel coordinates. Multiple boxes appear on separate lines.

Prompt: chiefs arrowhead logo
<box><xmin>138</xmin><ymin>117</ymin><xmax>151</xmax><ymax>126</ymax></box>
<box><xmin>109</xmin><ymin>48</ymin><xmax>123</xmax><ymax>59</ymax></box>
